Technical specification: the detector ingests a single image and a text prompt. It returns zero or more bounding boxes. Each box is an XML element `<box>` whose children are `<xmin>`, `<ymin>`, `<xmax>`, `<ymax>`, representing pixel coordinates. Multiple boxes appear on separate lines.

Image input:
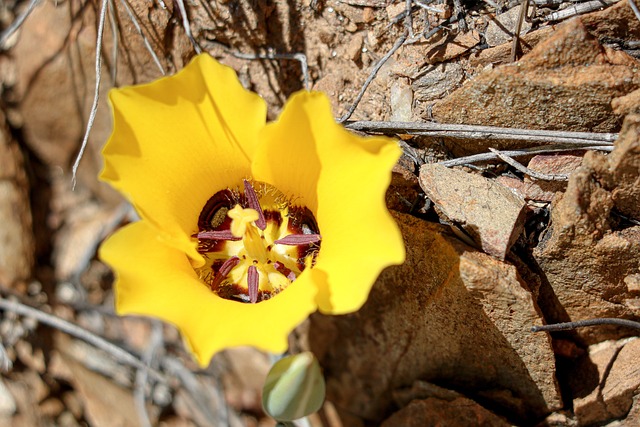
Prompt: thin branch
<box><xmin>229</xmin><ymin>51</ymin><xmax>310</xmax><ymax>90</ymax></box>
<box><xmin>0</xmin><ymin>0</ymin><xmax>41</xmax><ymax>49</ymax></box>
<box><xmin>338</xmin><ymin>31</ymin><xmax>408</xmax><ymax>123</ymax></box>
<box><xmin>174</xmin><ymin>0</ymin><xmax>201</xmax><ymax>54</ymax></box>
<box><xmin>0</xmin><ymin>297</ymin><xmax>166</xmax><ymax>382</ymax></box>
<box><xmin>438</xmin><ymin>145</ymin><xmax>613</xmax><ymax>167</ymax></box>
<box><xmin>629</xmin><ymin>0</ymin><xmax>640</xmax><ymax>22</ymax></box>
<box><xmin>531</xmin><ymin>318</ymin><xmax>640</xmax><ymax>332</ymax></box>
<box><xmin>489</xmin><ymin>148</ymin><xmax>569</xmax><ymax>181</ymax></box>
<box><xmin>107</xmin><ymin>0</ymin><xmax>119</xmax><ymax>85</ymax></box>
<box><xmin>541</xmin><ymin>0</ymin><xmax>618</xmax><ymax>22</ymax></box>
<box><xmin>344</xmin><ymin>120</ymin><xmax>617</xmax><ymax>145</ymax></box>
<box><xmin>134</xmin><ymin>321</ymin><xmax>163</xmax><ymax>427</ymax></box>
<box><xmin>119</xmin><ymin>0</ymin><xmax>165</xmax><ymax>75</ymax></box>
<box><xmin>511</xmin><ymin>0</ymin><xmax>530</xmax><ymax>61</ymax></box>
<box><xmin>71</xmin><ymin>0</ymin><xmax>110</xmax><ymax>189</ymax></box>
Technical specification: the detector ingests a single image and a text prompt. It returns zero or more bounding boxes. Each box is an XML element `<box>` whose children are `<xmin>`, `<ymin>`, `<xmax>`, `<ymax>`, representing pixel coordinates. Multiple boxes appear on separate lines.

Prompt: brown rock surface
<box><xmin>572</xmin><ymin>338</ymin><xmax>640</xmax><ymax>425</ymax></box>
<box><xmin>0</xmin><ymin>111</ymin><xmax>33</xmax><ymax>289</ymax></box>
<box><xmin>523</xmin><ymin>153</ymin><xmax>584</xmax><ymax>202</ymax></box>
<box><xmin>380</xmin><ymin>397</ymin><xmax>510</xmax><ymax>427</ymax></box>
<box><xmin>419</xmin><ymin>163</ymin><xmax>526</xmax><ymax>260</ymax></box>
<box><xmin>432</xmin><ymin>18</ymin><xmax>640</xmax><ymax>154</ymax></box>
<box><xmin>534</xmin><ymin>115</ymin><xmax>640</xmax><ymax>343</ymax></box>
<box><xmin>310</xmin><ymin>212</ymin><xmax>561</xmax><ymax>423</ymax></box>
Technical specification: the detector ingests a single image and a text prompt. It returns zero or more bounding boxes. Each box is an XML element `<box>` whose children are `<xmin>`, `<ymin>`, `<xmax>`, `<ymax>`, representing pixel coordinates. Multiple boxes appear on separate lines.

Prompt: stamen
<box><xmin>247</xmin><ymin>265</ymin><xmax>259</xmax><ymax>304</ymax></box>
<box><xmin>210</xmin><ymin>256</ymin><xmax>240</xmax><ymax>291</ymax></box>
<box><xmin>275</xmin><ymin>234</ymin><xmax>322</xmax><ymax>246</ymax></box>
<box><xmin>196</xmin><ymin>230</ymin><xmax>242</xmax><ymax>241</ymax></box>
<box><xmin>243</xmin><ymin>179</ymin><xmax>266</xmax><ymax>230</ymax></box>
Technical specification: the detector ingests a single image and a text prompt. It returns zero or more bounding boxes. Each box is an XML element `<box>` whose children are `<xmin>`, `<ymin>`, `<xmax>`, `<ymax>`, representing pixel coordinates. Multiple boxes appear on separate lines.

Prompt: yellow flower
<box><xmin>99</xmin><ymin>54</ymin><xmax>405</xmax><ymax>366</ymax></box>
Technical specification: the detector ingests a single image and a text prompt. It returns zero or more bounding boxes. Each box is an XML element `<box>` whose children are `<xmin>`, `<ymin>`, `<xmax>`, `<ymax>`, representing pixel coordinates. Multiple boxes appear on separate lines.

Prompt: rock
<box><xmin>411</xmin><ymin>62</ymin><xmax>464</xmax><ymax>104</ymax></box>
<box><xmin>599</xmin><ymin>114</ymin><xmax>640</xmax><ymax>221</ymax></box>
<box><xmin>469</xmin><ymin>26</ymin><xmax>556</xmax><ymax>68</ymax></box>
<box><xmin>381</xmin><ymin>397</ymin><xmax>510</xmax><ymax>427</ymax></box>
<box><xmin>55</xmin><ymin>335</ymin><xmax>146</xmax><ymax>427</ymax></box>
<box><xmin>533</xmin><ymin>116</ymin><xmax>640</xmax><ymax>343</ymax></box>
<box><xmin>581</xmin><ymin>0</ymin><xmax>640</xmax><ymax>40</ymax></box>
<box><xmin>310</xmin><ymin>212</ymin><xmax>562</xmax><ymax>424</ymax></box>
<box><xmin>389</xmin><ymin>78</ymin><xmax>413</xmax><ymax>122</ymax></box>
<box><xmin>426</xmin><ymin>30</ymin><xmax>481</xmax><ymax>64</ymax></box>
<box><xmin>572</xmin><ymin>338</ymin><xmax>640</xmax><ymax>425</ymax></box>
<box><xmin>523</xmin><ymin>153</ymin><xmax>584</xmax><ymax>202</ymax></box>
<box><xmin>0</xmin><ymin>378</ymin><xmax>16</xmax><ymax>418</ymax></box>
<box><xmin>432</xmin><ymin>19</ymin><xmax>640</xmax><ymax>155</ymax></box>
<box><xmin>612</xmin><ymin>88</ymin><xmax>640</xmax><ymax>116</ymax></box>
<box><xmin>0</xmin><ymin>111</ymin><xmax>33</xmax><ymax>290</ymax></box>
<box><xmin>484</xmin><ymin>7</ymin><xmax>532</xmax><ymax>48</ymax></box>
<box><xmin>419</xmin><ymin>163</ymin><xmax>526</xmax><ymax>260</ymax></box>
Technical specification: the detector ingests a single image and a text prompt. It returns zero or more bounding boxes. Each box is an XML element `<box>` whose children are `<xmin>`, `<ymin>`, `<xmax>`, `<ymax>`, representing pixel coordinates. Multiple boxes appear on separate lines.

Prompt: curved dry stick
<box><xmin>71</xmin><ymin>0</ymin><xmax>110</xmax><ymax>189</ymax></box>
<box><xmin>532</xmin><ymin>318</ymin><xmax>640</xmax><ymax>333</ymax></box>
<box><xmin>0</xmin><ymin>297</ymin><xmax>166</xmax><ymax>382</ymax></box>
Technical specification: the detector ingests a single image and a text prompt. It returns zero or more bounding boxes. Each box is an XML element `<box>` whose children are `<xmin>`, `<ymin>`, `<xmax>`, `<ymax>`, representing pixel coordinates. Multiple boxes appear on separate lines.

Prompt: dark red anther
<box><xmin>243</xmin><ymin>179</ymin><xmax>266</xmax><ymax>230</ymax></box>
<box><xmin>196</xmin><ymin>230</ymin><xmax>242</xmax><ymax>241</ymax></box>
<box><xmin>274</xmin><ymin>233</ymin><xmax>321</xmax><ymax>246</ymax></box>
<box><xmin>247</xmin><ymin>265</ymin><xmax>259</xmax><ymax>304</ymax></box>
<box><xmin>210</xmin><ymin>256</ymin><xmax>240</xmax><ymax>291</ymax></box>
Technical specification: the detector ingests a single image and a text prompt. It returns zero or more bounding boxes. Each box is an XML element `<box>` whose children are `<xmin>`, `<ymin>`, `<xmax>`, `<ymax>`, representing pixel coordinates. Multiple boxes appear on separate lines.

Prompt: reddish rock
<box><xmin>432</xmin><ymin>19</ymin><xmax>640</xmax><ymax>154</ymax></box>
<box><xmin>523</xmin><ymin>153</ymin><xmax>584</xmax><ymax>202</ymax></box>
<box><xmin>572</xmin><ymin>338</ymin><xmax>640</xmax><ymax>425</ymax></box>
<box><xmin>381</xmin><ymin>397</ymin><xmax>510</xmax><ymax>427</ymax></box>
<box><xmin>419</xmin><ymin>163</ymin><xmax>526</xmax><ymax>260</ymax></box>
<box><xmin>310</xmin><ymin>212</ymin><xmax>561</xmax><ymax>424</ymax></box>
<box><xmin>533</xmin><ymin>115</ymin><xmax>640</xmax><ymax>343</ymax></box>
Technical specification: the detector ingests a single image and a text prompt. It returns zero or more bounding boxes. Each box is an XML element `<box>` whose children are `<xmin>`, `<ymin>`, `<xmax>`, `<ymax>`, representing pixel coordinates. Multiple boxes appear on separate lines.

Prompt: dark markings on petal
<box><xmin>243</xmin><ymin>180</ymin><xmax>266</xmax><ymax>230</ymax></box>
<box><xmin>209</xmin><ymin>256</ymin><xmax>240</xmax><ymax>291</ymax></box>
<box><xmin>275</xmin><ymin>234</ymin><xmax>322</xmax><ymax>245</ymax></box>
<box><xmin>247</xmin><ymin>265</ymin><xmax>259</xmax><ymax>304</ymax></box>
<box><xmin>263</xmin><ymin>209</ymin><xmax>283</xmax><ymax>228</ymax></box>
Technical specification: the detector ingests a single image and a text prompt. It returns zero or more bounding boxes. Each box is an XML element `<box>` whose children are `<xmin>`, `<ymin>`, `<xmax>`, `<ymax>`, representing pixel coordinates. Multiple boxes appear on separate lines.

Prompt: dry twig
<box><xmin>71</xmin><ymin>0</ymin><xmax>109</xmax><ymax>188</ymax></box>
<box><xmin>0</xmin><ymin>0</ymin><xmax>40</xmax><ymax>49</ymax></box>
<box><xmin>489</xmin><ymin>148</ymin><xmax>569</xmax><ymax>180</ymax></box>
<box><xmin>532</xmin><ymin>318</ymin><xmax>640</xmax><ymax>332</ymax></box>
<box><xmin>345</xmin><ymin>121</ymin><xmax>617</xmax><ymax>145</ymax></box>
<box><xmin>0</xmin><ymin>296</ymin><xmax>166</xmax><ymax>383</ymax></box>
<box><xmin>338</xmin><ymin>31</ymin><xmax>408</xmax><ymax>123</ymax></box>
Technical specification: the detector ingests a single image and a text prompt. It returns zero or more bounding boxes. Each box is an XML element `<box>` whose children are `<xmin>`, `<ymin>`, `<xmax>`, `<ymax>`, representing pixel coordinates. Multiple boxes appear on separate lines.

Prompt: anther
<box><xmin>243</xmin><ymin>179</ymin><xmax>266</xmax><ymax>230</ymax></box>
<box><xmin>274</xmin><ymin>234</ymin><xmax>322</xmax><ymax>246</ymax></box>
<box><xmin>196</xmin><ymin>230</ymin><xmax>242</xmax><ymax>241</ymax></box>
<box><xmin>247</xmin><ymin>265</ymin><xmax>259</xmax><ymax>304</ymax></box>
<box><xmin>210</xmin><ymin>256</ymin><xmax>240</xmax><ymax>291</ymax></box>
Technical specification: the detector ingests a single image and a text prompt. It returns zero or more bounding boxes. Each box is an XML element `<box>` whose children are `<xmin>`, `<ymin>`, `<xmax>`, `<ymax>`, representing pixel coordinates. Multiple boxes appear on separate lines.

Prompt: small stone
<box><xmin>419</xmin><ymin>163</ymin><xmax>526</xmax><ymax>260</ymax></box>
<box><xmin>523</xmin><ymin>153</ymin><xmax>583</xmax><ymax>202</ymax></box>
<box><xmin>363</xmin><ymin>7</ymin><xmax>375</xmax><ymax>23</ymax></box>
<box><xmin>0</xmin><ymin>378</ymin><xmax>16</xmax><ymax>418</ymax></box>
<box><xmin>389</xmin><ymin>78</ymin><xmax>413</xmax><ymax>122</ymax></box>
<box><xmin>572</xmin><ymin>338</ymin><xmax>640</xmax><ymax>425</ymax></box>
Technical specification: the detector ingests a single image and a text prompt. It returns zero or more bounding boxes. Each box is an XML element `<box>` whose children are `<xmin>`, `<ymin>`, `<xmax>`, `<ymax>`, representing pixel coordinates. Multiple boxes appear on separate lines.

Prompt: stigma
<box><xmin>194</xmin><ymin>180</ymin><xmax>321</xmax><ymax>303</ymax></box>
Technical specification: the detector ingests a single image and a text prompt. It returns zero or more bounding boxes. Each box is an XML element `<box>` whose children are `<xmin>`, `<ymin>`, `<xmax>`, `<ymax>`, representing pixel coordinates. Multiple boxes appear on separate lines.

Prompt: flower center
<box><xmin>194</xmin><ymin>180</ymin><xmax>321</xmax><ymax>304</ymax></box>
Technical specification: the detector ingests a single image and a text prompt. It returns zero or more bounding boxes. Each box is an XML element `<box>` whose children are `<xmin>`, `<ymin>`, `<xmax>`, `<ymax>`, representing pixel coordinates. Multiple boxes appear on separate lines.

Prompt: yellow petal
<box><xmin>100</xmin><ymin>54</ymin><xmax>267</xmax><ymax>263</ymax></box>
<box><xmin>254</xmin><ymin>91</ymin><xmax>405</xmax><ymax>314</ymax></box>
<box><xmin>99</xmin><ymin>221</ymin><xmax>318</xmax><ymax>366</ymax></box>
